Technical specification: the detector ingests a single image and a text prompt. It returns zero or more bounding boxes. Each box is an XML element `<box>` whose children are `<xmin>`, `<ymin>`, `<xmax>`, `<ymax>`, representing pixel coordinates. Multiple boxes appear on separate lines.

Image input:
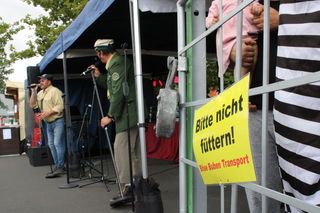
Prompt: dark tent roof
<box><xmin>38</xmin><ymin>0</ymin><xmax>178</xmax><ymax>74</ymax></box>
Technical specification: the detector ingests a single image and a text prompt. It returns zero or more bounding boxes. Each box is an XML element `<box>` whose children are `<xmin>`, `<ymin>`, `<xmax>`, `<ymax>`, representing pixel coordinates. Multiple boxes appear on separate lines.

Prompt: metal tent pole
<box><xmin>192</xmin><ymin>0</ymin><xmax>207</xmax><ymax>212</ymax></box>
<box><xmin>59</xmin><ymin>47</ymin><xmax>78</xmax><ymax>189</ymax></box>
<box><xmin>129</xmin><ymin>0</ymin><xmax>148</xmax><ymax>179</ymax></box>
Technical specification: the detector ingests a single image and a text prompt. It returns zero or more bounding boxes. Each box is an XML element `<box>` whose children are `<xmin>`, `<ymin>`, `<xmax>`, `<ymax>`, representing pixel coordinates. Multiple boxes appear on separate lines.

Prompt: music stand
<box><xmin>76</xmin><ymin>104</ymin><xmax>96</xmax><ymax>180</ymax></box>
<box><xmin>69</xmin><ymin>104</ymin><xmax>95</xmax><ymax>180</ymax></box>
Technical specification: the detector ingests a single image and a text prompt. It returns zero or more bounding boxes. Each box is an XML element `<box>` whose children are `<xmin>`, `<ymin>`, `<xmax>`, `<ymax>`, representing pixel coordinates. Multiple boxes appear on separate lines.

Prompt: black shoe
<box><xmin>122</xmin><ymin>184</ymin><xmax>133</xmax><ymax>196</ymax></box>
<box><xmin>109</xmin><ymin>195</ymin><xmax>133</xmax><ymax>208</ymax></box>
<box><xmin>109</xmin><ymin>185</ymin><xmax>133</xmax><ymax>208</ymax></box>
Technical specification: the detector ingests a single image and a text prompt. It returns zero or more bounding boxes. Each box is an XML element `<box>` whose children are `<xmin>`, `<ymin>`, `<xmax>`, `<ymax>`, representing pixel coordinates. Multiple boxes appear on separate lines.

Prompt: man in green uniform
<box><xmin>91</xmin><ymin>39</ymin><xmax>141</xmax><ymax>205</ymax></box>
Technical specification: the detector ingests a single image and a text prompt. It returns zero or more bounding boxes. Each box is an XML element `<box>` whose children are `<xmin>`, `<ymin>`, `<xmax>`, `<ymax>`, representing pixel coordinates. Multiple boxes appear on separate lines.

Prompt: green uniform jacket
<box><xmin>96</xmin><ymin>53</ymin><xmax>138</xmax><ymax>133</ymax></box>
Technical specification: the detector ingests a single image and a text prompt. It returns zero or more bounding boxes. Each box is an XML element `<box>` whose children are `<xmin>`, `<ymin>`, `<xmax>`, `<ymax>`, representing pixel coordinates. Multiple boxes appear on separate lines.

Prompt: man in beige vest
<box><xmin>29</xmin><ymin>74</ymin><xmax>66</xmax><ymax>176</ymax></box>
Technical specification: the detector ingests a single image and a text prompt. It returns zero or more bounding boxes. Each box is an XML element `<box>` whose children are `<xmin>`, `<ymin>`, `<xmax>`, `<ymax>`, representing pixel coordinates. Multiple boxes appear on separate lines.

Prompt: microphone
<box><xmin>80</xmin><ymin>68</ymin><xmax>94</xmax><ymax>76</ymax></box>
<box><xmin>27</xmin><ymin>84</ymin><xmax>39</xmax><ymax>89</ymax></box>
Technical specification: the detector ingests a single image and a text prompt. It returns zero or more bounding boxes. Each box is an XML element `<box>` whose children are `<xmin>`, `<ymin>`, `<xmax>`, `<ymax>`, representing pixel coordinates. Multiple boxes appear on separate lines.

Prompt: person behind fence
<box><xmin>90</xmin><ymin>39</ymin><xmax>141</xmax><ymax>205</ymax></box>
<box><xmin>29</xmin><ymin>74</ymin><xmax>66</xmax><ymax>176</ymax></box>
<box><xmin>206</xmin><ymin>0</ymin><xmax>263</xmax><ymax>80</ymax></box>
<box><xmin>229</xmin><ymin>1</ymin><xmax>282</xmax><ymax>212</ymax></box>
<box><xmin>273</xmin><ymin>1</ymin><xmax>320</xmax><ymax>212</ymax></box>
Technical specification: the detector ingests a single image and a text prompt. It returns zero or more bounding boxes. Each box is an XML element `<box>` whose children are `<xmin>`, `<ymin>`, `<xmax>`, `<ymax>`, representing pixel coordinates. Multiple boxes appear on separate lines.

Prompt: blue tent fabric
<box><xmin>38</xmin><ymin>0</ymin><xmax>115</xmax><ymax>72</ymax></box>
<box><xmin>38</xmin><ymin>0</ymin><xmax>179</xmax><ymax>73</ymax></box>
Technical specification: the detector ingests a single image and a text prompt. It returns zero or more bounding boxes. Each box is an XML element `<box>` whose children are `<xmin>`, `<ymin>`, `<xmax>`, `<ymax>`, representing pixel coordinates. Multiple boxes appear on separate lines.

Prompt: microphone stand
<box><xmin>77</xmin><ymin>71</ymin><xmax>121</xmax><ymax>194</ymax></box>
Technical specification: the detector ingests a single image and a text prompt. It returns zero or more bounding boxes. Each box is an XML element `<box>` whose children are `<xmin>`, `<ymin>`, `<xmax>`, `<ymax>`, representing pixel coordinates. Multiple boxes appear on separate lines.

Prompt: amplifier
<box><xmin>27</xmin><ymin>146</ymin><xmax>54</xmax><ymax>167</ymax></box>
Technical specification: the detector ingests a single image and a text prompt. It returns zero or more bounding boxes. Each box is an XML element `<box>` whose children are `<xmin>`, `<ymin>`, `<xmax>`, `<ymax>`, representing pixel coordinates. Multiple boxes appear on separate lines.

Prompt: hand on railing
<box><xmin>230</xmin><ymin>37</ymin><xmax>257</xmax><ymax>68</ymax></box>
<box><xmin>252</xmin><ymin>6</ymin><xmax>279</xmax><ymax>31</ymax></box>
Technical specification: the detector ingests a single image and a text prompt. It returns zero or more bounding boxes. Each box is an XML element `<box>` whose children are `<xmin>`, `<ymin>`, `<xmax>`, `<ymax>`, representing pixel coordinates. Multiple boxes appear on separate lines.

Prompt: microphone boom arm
<box><xmin>80</xmin><ymin>68</ymin><xmax>94</xmax><ymax>76</ymax></box>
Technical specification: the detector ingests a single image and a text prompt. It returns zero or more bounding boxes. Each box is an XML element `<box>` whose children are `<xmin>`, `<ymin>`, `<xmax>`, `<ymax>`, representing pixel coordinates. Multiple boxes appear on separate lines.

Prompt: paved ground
<box><xmin>0</xmin><ymin>154</ymin><xmax>249</xmax><ymax>213</ymax></box>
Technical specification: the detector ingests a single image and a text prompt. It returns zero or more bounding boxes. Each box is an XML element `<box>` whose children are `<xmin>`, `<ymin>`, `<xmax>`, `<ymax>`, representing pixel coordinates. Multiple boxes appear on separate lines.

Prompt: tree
<box><xmin>0</xmin><ymin>18</ymin><xmax>22</xmax><ymax>109</ymax></box>
<box><xmin>0</xmin><ymin>0</ymin><xmax>89</xmax><ymax>107</ymax></box>
<box><xmin>0</xmin><ymin>1</ymin><xmax>88</xmax><ymax>108</ymax></box>
<box><xmin>11</xmin><ymin>0</ymin><xmax>89</xmax><ymax>59</ymax></box>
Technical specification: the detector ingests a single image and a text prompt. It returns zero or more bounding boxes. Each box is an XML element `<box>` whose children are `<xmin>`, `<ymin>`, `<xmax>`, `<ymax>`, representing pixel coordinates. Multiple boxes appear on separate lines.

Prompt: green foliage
<box><xmin>206</xmin><ymin>59</ymin><xmax>219</xmax><ymax>92</ymax></box>
<box><xmin>206</xmin><ymin>59</ymin><xmax>234</xmax><ymax>95</ymax></box>
<box><xmin>0</xmin><ymin>101</ymin><xmax>8</xmax><ymax>110</ymax></box>
<box><xmin>0</xmin><ymin>1</ymin><xmax>88</xmax><ymax>108</ymax></box>
<box><xmin>223</xmin><ymin>67</ymin><xmax>235</xmax><ymax>89</ymax></box>
<box><xmin>0</xmin><ymin>18</ymin><xmax>23</xmax><ymax>109</ymax></box>
<box><xmin>11</xmin><ymin>0</ymin><xmax>89</xmax><ymax>58</ymax></box>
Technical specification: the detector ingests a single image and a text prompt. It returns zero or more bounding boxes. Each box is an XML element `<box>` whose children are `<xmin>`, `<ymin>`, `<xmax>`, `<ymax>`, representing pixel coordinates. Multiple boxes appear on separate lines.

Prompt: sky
<box><xmin>0</xmin><ymin>0</ymin><xmax>46</xmax><ymax>82</ymax></box>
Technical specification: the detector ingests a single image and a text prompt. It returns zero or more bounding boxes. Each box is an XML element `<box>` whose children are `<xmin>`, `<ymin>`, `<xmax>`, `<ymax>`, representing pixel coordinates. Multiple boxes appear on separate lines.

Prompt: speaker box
<box><xmin>27</xmin><ymin>146</ymin><xmax>54</xmax><ymax>167</ymax></box>
<box><xmin>27</xmin><ymin>66</ymin><xmax>40</xmax><ymax>85</ymax></box>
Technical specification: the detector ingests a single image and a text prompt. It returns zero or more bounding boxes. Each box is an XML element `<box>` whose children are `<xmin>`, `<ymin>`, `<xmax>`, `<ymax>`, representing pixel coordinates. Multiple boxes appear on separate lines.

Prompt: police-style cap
<box><xmin>38</xmin><ymin>74</ymin><xmax>53</xmax><ymax>81</ymax></box>
<box><xmin>94</xmin><ymin>39</ymin><xmax>114</xmax><ymax>51</ymax></box>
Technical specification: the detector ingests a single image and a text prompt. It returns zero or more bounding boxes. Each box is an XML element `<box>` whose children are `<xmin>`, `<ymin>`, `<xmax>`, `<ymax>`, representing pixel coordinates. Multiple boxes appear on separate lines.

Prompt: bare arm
<box><xmin>29</xmin><ymin>85</ymin><xmax>38</xmax><ymax>108</ymax></box>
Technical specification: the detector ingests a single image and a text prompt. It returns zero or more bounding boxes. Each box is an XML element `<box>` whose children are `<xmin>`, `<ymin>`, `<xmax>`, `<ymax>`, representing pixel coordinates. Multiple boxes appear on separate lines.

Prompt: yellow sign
<box><xmin>193</xmin><ymin>75</ymin><xmax>256</xmax><ymax>184</ymax></box>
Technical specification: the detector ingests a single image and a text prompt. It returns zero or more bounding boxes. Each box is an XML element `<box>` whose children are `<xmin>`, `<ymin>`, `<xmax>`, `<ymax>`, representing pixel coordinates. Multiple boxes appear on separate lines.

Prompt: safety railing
<box><xmin>177</xmin><ymin>0</ymin><xmax>320</xmax><ymax>213</ymax></box>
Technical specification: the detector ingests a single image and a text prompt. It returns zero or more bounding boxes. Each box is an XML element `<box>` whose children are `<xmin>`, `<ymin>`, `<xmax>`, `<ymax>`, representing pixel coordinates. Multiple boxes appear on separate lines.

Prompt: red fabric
<box><xmin>146</xmin><ymin>122</ymin><xmax>179</xmax><ymax>162</ymax></box>
<box><xmin>34</xmin><ymin>114</ymin><xmax>40</xmax><ymax>126</ymax></box>
<box><xmin>32</xmin><ymin>128</ymin><xmax>41</xmax><ymax>147</ymax></box>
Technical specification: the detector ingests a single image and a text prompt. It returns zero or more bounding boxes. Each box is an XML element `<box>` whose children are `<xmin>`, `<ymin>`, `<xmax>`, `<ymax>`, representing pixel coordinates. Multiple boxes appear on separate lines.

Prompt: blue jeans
<box><xmin>46</xmin><ymin>118</ymin><xmax>66</xmax><ymax>168</ymax></box>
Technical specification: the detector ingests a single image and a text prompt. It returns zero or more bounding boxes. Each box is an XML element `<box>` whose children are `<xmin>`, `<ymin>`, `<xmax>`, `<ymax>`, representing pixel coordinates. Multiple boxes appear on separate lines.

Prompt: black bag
<box><xmin>19</xmin><ymin>139</ymin><xmax>29</xmax><ymax>155</ymax></box>
<box><xmin>134</xmin><ymin>175</ymin><xmax>164</xmax><ymax>213</ymax></box>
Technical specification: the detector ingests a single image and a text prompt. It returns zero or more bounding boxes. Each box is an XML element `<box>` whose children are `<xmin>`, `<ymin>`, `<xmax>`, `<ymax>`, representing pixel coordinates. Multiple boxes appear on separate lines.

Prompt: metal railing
<box><xmin>177</xmin><ymin>0</ymin><xmax>320</xmax><ymax>213</ymax></box>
